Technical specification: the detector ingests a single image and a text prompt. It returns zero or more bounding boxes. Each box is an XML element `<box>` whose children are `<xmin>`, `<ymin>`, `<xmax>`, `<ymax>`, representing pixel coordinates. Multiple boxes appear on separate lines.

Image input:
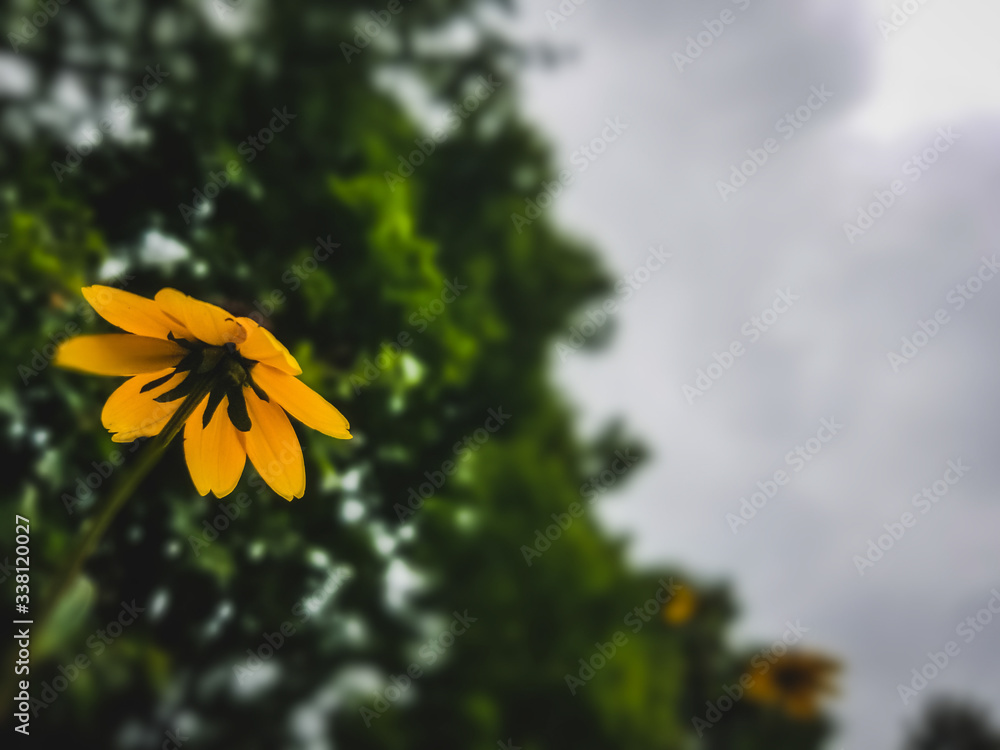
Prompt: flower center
<box><xmin>143</xmin><ymin>338</ymin><xmax>268</xmax><ymax>432</ymax></box>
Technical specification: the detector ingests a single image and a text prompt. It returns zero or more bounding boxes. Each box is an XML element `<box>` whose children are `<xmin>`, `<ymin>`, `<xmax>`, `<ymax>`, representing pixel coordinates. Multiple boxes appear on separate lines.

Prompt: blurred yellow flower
<box><xmin>56</xmin><ymin>286</ymin><xmax>351</xmax><ymax>500</ymax></box>
<box><xmin>662</xmin><ymin>583</ymin><xmax>697</xmax><ymax>625</ymax></box>
<box><xmin>745</xmin><ymin>651</ymin><xmax>840</xmax><ymax>719</ymax></box>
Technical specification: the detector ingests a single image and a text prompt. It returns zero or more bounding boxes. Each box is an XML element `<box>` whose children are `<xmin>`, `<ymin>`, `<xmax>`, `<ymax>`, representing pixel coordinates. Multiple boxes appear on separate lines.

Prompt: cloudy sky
<box><xmin>508</xmin><ymin>0</ymin><xmax>1000</xmax><ymax>747</ymax></box>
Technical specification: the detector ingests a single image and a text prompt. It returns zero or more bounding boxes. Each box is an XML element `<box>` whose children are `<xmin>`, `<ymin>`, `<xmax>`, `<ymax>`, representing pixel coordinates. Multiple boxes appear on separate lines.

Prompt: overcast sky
<box><xmin>510</xmin><ymin>0</ymin><xmax>1000</xmax><ymax>747</ymax></box>
<box><xmin>4</xmin><ymin>1</ymin><xmax>997</xmax><ymax>745</ymax></box>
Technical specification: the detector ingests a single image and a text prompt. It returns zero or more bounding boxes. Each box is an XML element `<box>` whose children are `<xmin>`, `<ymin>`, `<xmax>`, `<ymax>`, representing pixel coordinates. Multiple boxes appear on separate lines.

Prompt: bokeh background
<box><xmin>2</xmin><ymin>0</ymin><xmax>999</xmax><ymax>748</ymax></box>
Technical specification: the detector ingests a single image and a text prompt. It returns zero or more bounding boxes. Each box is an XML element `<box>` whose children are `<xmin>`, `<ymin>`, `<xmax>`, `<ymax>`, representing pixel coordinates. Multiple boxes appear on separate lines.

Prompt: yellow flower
<box><xmin>745</xmin><ymin>650</ymin><xmax>840</xmax><ymax>720</ymax></box>
<box><xmin>662</xmin><ymin>583</ymin><xmax>697</xmax><ymax>625</ymax></box>
<box><xmin>55</xmin><ymin>286</ymin><xmax>351</xmax><ymax>501</ymax></box>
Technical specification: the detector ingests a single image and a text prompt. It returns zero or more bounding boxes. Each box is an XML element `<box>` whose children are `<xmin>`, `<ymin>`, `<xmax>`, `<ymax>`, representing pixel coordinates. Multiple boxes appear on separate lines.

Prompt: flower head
<box><xmin>661</xmin><ymin>583</ymin><xmax>697</xmax><ymax>625</ymax></box>
<box><xmin>56</xmin><ymin>286</ymin><xmax>351</xmax><ymax>500</ymax></box>
<box><xmin>744</xmin><ymin>650</ymin><xmax>840</xmax><ymax>719</ymax></box>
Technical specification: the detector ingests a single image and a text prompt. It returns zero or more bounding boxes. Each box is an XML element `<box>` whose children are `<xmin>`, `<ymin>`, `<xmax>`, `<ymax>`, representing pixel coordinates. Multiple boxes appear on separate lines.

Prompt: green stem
<box><xmin>1</xmin><ymin>380</ymin><xmax>212</xmax><ymax>718</ymax></box>
<box><xmin>38</xmin><ymin>381</ymin><xmax>210</xmax><ymax>628</ymax></box>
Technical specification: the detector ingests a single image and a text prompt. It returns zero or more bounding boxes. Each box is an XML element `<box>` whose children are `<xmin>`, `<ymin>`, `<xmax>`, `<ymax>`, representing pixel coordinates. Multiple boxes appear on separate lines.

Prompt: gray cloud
<box><xmin>517</xmin><ymin>0</ymin><xmax>1000</xmax><ymax>747</ymax></box>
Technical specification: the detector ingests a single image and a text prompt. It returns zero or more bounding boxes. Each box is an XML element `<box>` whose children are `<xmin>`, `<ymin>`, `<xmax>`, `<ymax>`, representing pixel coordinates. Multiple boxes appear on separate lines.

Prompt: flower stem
<box><xmin>39</xmin><ymin>382</ymin><xmax>209</xmax><ymax>628</ymax></box>
<box><xmin>1</xmin><ymin>381</ymin><xmax>212</xmax><ymax>716</ymax></box>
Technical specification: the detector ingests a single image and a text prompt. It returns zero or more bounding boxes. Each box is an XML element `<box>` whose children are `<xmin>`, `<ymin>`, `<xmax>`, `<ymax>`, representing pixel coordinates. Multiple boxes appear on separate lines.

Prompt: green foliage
<box><xmin>0</xmin><ymin>0</ymin><xmax>837</xmax><ymax>747</ymax></box>
<box><xmin>904</xmin><ymin>700</ymin><xmax>1000</xmax><ymax>750</ymax></box>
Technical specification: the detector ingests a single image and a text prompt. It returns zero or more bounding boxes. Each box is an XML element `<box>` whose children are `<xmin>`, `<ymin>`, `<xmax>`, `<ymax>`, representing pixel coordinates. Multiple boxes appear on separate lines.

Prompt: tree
<box><xmin>0</xmin><ymin>0</ymin><xmax>839</xmax><ymax>747</ymax></box>
<box><xmin>905</xmin><ymin>699</ymin><xmax>1000</xmax><ymax>750</ymax></box>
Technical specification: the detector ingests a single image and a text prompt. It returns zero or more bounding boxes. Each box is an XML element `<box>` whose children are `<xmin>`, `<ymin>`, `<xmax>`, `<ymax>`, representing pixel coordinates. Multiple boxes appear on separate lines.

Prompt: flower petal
<box><xmin>102</xmin><ymin>369</ymin><xmax>186</xmax><ymax>442</ymax></box>
<box><xmin>82</xmin><ymin>285</ymin><xmax>194</xmax><ymax>340</ymax></box>
<box><xmin>252</xmin><ymin>363</ymin><xmax>351</xmax><ymax>439</ymax></box>
<box><xmin>243</xmin><ymin>388</ymin><xmax>305</xmax><ymax>501</ymax></box>
<box><xmin>184</xmin><ymin>396</ymin><xmax>247</xmax><ymax>497</ymax></box>
<box><xmin>154</xmin><ymin>288</ymin><xmax>248</xmax><ymax>347</ymax></box>
<box><xmin>235</xmin><ymin>317</ymin><xmax>302</xmax><ymax>375</ymax></box>
<box><xmin>56</xmin><ymin>334</ymin><xmax>187</xmax><ymax>375</ymax></box>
